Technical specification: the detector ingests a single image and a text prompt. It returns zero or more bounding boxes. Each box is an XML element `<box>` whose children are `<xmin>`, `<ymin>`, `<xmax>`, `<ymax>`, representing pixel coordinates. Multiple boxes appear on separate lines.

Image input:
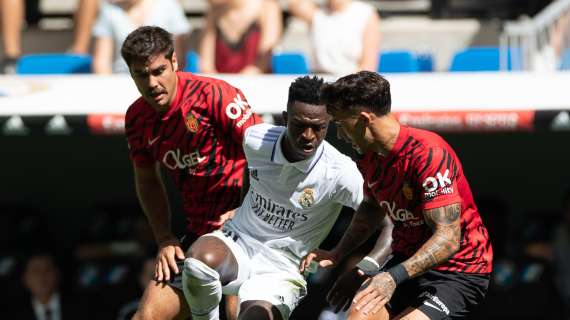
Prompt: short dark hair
<box><xmin>287</xmin><ymin>75</ymin><xmax>325</xmax><ymax>109</ymax></box>
<box><xmin>320</xmin><ymin>71</ymin><xmax>391</xmax><ymax>116</ymax></box>
<box><xmin>121</xmin><ymin>26</ymin><xmax>174</xmax><ymax>68</ymax></box>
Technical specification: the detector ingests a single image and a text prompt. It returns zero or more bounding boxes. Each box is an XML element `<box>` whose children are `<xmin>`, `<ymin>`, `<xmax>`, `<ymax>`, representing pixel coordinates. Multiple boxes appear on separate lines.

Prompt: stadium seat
<box><xmin>417</xmin><ymin>53</ymin><xmax>435</xmax><ymax>72</ymax></box>
<box><xmin>16</xmin><ymin>53</ymin><xmax>92</xmax><ymax>74</ymax></box>
<box><xmin>271</xmin><ymin>52</ymin><xmax>309</xmax><ymax>74</ymax></box>
<box><xmin>449</xmin><ymin>46</ymin><xmax>521</xmax><ymax>72</ymax></box>
<box><xmin>378</xmin><ymin>50</ymin><xmax>420</xmax><ymax>73</ymax></box>
<box><xmin>184</xmin><ymin>50</ymin><xmax>200</xmax><ymax>73</ymax></box>
<box><xmin>559</xmin><ymin>49</ymin><xmax>570</xmax><ymax>70</ymax></box>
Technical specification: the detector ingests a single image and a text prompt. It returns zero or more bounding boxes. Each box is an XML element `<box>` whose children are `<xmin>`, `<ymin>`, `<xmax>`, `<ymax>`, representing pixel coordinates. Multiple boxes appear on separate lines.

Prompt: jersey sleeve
<box><xmin>415</xmin><ymin>146</ymin><xmax>462</xmax><ymax>211</ymax></box>
<box><xmin>334</xmin><ymin>161</ymin><xmax>365</xmax><ymax>210</ymax></box>
<box><xmin>125</xmin><ymin>105</ymin><xmax>154</xmax><ymax>168</ymax></box>
<box><xmin>212</xmin><ymin>83</ymin><xmax>261</xmax><ymax>145</ymax></box>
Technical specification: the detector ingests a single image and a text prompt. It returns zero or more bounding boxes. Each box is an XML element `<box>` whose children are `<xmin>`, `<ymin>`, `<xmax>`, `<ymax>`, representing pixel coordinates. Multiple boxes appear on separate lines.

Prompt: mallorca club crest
<box><xmin>402</xmin><ymin>181</ymin><xmax>413</xmax><ymax>200</ymax></box>
<box><xmin>186</xmin><ymin>113</ymin><xmax>199</xmax><ymax>133</ymax></box>
<box><xmin>299</xmin><ymin>188</ymin><xmax>315</xmax><ymax>209</ymax></box>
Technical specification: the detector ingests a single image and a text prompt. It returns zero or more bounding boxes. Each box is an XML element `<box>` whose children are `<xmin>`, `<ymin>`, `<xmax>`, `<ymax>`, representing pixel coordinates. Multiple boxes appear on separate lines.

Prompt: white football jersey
<box><xmin>227</xmin><ymin>123</ymin><xmax>364</xmax><ymax>263</ymax></box>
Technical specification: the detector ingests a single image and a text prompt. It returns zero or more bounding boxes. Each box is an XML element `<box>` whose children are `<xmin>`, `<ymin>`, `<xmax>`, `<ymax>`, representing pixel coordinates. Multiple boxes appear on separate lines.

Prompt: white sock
<box><xmin>182</xmin><ymin>257</ymin><xmax>222</xmax><ymax>320</ymax></box>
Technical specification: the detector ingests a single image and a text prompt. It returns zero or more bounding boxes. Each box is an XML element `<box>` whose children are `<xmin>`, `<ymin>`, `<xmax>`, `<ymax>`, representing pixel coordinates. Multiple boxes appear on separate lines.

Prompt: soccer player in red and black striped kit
<box><xmin>121</xmin><ymin>26</ymin><xmax>261</xmax><ymax>320</ymax></box>
<box><xmin>302</xmin><ymin>71</ymin><xmax>493</xmax><ymax>320</ymax></box>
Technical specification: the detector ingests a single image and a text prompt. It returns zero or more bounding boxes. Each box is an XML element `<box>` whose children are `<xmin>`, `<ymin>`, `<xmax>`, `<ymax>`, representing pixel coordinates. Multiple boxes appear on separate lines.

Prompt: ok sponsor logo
<box><xmin>225</xmin><ymin>94</ymin><xmax>254</xmax><ymax>127</ymax></box>
<box><xmin>162</xmin><ymin>148</ymin><xmax>206</xmax><ymax>170</ymax></box>
<box><xmin>379</xmin><ymin>200</ymin><xmax>417</xmax><ymax>222</ymax></box>
<box><xmin>422</xmin><ymin>169</ymin><xmax>454</xmax><ymax>199</ymax></box>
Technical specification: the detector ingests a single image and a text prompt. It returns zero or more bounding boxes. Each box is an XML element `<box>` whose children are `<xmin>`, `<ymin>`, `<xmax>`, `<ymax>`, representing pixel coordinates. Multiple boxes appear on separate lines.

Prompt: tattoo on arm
<box><xmin>402</xmin><ymin>203</ymin><xmax>461</xmax><ymax>278</ymax></box>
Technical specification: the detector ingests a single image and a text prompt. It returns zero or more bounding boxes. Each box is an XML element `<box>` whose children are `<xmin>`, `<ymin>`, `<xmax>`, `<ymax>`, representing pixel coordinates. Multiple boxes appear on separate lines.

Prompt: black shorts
<box><xmin>383</xmin><ymin>254</ymin><xmax>490</xmax><ymax>319</ymax></box>
<box><xmin>167</xmin><ymin>233</ymin><xmax>199</xmax><ymax>290</ymax></box>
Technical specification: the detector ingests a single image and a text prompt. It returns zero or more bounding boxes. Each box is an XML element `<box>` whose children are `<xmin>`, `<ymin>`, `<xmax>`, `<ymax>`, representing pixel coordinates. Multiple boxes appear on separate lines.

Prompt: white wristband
<box><xmin>355</xmin><ymin>256</ymin><xmax>381</xmax><ymax>276</ymax></box>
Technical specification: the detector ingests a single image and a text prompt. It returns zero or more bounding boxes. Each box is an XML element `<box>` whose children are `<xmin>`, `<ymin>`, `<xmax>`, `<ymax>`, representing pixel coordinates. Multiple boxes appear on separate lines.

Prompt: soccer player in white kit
<box><xmin>181</xmin><ymin>76</ymin><xmax>364</xmax><ymax>320</ymax></box>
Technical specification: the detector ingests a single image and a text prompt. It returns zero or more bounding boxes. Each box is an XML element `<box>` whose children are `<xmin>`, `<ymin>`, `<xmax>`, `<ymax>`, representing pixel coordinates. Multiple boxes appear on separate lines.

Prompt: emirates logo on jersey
<box><xmin>186</xmin><ymin>114</ymin><xmax>199</xmax><ymax>133</ymax></box>
<box><xmin>299</xmin><ymin>188</ymin><xmax>315</xmax><ymax>209</ymax></box>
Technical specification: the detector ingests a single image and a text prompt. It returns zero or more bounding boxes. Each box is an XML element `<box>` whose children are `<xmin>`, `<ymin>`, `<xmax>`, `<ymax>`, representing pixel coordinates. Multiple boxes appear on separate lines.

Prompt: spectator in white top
<box><xmin>92</xmin><ymin>0</ymin><xmax>191</xmax><ymax>74</ymax></box>
<box><xmin>289</xmin><ymin>0</ymin><xmax>380</xmax><ymax>75</ymax></box>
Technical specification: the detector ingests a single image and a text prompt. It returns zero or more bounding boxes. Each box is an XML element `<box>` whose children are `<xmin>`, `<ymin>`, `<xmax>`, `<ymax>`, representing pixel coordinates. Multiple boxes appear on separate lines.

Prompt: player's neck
<box><xmin>370</xmin><ymin>114</ymin><xmax>400</xmax><ymax>156</ymax></box>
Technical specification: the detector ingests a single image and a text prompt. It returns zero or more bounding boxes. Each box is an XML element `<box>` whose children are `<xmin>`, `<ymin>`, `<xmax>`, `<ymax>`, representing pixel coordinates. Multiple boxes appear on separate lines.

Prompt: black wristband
<box><xmin>386</xmin><ymin>264</ymin><xmax>409</xmax><ymax>285</ymax></box>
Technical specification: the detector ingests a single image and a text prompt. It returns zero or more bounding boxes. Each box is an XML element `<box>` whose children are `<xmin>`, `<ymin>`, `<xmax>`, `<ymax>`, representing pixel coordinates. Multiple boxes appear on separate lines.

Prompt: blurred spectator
<box><xmin>0</xmin><ymin>0</ymin><xmax>24</xmax><ymax>74</ymax></box>
<box><xmin>10</xmin><ymin>253</ymin><xmax>82</xmax><ymax>320</ymax></box>
<box><xmin>115</xmin><ymin>257</ymin><xmax>155</xmax><ymax>320</ymax></box>
<box><xmin>199</xmin><ymin>0</ymin><xmax>282</xmax><ymax>74</ymax></box>
<box><xmin>289</xmin><ymin>0</ymin><xmax>380</xmax><ymax>74</ymax></box>
<box><xmin>69</xmin><ymin>0</ymin><xmax>101</xmax><ymax>54</ymax></box>
<box><xmin>91</xmin><ymin>0</ymin><xmax>191</xmax><ymax>74</ymax></box>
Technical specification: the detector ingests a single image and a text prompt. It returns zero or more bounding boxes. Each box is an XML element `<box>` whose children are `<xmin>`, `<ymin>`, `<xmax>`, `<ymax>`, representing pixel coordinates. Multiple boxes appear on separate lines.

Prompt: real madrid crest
<box><xmin>402</xmin><ymin>182</ymin><xmax>413</xmax><ymax>200</ymax></box>
<box><xmin>186</xmin><ymin>113</ymin><xmax>199</xmax><ymax>133</ymax></box>
<box><xmin>299</xmin><ymin>188</ymin><xmax>315</xmax><ymax>209</ymax></box>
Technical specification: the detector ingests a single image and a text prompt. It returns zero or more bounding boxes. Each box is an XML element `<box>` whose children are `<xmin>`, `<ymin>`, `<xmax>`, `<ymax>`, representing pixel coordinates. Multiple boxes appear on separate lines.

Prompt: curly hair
<box><xmin>287</xmin><ymin>75</ymin><xmax>325</xmax><ymax>109</ymax></box>
<box><xmin>121</xmin><ymin>26</ymin><xmax>174</xmax><ymax>68</ymax></box>
<box><xmin>320</xmin><ymin>71</ymin><xmax>391</xmax><ymax>116</ymax></box>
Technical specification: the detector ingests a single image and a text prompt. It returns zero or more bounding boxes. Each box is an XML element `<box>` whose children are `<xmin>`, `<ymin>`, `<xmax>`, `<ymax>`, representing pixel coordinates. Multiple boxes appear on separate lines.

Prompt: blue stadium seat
<box><xmin>559</xmin><ymin>49</ymin><xmax>570</xmax><ymax>70</ymax></box>
<box><xmin>417</xmin><ymin>53</ymin><xmax>434</xmax><ymax>72</ymax></box>
<box><xmin>378</xmin><ymin>50</ymin><xmax>420</xmax><ymax>73</ymax></box>
<box><xmin>449</xmin><ymin>47</ymin><xmax>500</xmax><ymax>71</ymax></box>
<box><xmin>184</xmin><ymin>51</ymin><xmax>200</xmax><ymax>73</ymax></box>
<box><xmin>16</xmin><ymin>53</ymin><xmax>92</xmax><ymax>74</ymax></box>
<box><xmin>271</xmin><ymin>52</ymin><xmax>309</xmax><ymax>74</ymax></box>
<box><xmin>449</xmin><ymin>47</ymin><xmax>521</xmax><ymax>72</ymax></box>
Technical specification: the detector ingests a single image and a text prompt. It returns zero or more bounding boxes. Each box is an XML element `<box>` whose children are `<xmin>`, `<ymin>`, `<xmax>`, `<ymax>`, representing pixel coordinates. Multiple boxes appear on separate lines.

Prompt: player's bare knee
<box><xmin>239</xmin><ymin>301</ymin><xmax>282</xmax><ymax>320</ymax></box>
<box><xmin>188</xmin><ymin>236</ymin><xmax>228</xmax><ymax>270</ymax></box>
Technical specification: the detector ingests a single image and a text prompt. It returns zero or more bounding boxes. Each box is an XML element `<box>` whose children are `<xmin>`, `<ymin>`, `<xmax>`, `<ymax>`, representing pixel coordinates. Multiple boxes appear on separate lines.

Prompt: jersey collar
<box><xmin>272</xmin><ymin>129</ymin><xmax>325</xmax><ymax>174</ymax></box>
<box><xmin>384</xmin><ymin>124</ymin><xmax>409</xmax><ymax>159</ymax></box>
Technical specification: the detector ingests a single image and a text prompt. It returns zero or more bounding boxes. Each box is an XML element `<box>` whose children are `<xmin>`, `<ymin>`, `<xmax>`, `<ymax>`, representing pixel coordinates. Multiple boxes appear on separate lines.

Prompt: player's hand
<box><xmin>299</xmin><ymin>249</ymin><xmax>338</xmax><ymax>273</ymax></box>
<box><xmin>352</xmin><ymin>272</ymin><xmax>396</xmax><ymax>316</ymax></box>
<box><xmin>211</xmin><ymin>209</ymin><xmax>236</xmax><ymax>229</ymax></box>
<box><xmin>155</xmin><ymin>237</ymin><xmax>185</xmax><ymax>282</ymax></box>
<box><xmin>327</xmin><ymin>268</ymin><xmax>368</xmax><ymax>313</ymax></box>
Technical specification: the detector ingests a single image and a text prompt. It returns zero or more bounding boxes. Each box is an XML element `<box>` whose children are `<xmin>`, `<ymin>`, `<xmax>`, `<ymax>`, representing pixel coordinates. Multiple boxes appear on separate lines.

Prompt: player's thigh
<box><xmin>134</xmin><ymin>279</ymin><xmax>190</xmax><ymax>320</ymax></box>
<box><xmin>392</xmin><ymin>307</ymin><xmax>431</xmax><ymax>320</ymax></box>
<box><xmin>347</xmin><ymin>305</ymin><xmax>390</xmax><ymax>320</ymax></box>
<box><xmin>238</xmin><ymin>274</ymin><xmax>306</xmax><ymax>320</ymax></box>
<box><xmin>239</xmin><ymin>300</ymin><xmax>283</xmax><ymax>320</ymax></box>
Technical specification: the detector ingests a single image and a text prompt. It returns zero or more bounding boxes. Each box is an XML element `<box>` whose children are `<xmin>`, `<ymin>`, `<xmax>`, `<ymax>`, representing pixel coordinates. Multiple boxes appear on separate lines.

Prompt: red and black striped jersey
<box><xmin>359</xmin><ymin>125</ymin><xmax>492</xmax><ymax>274</ymax></box>
<box><xmin>125</xmin><ymin>72</ymin><xmax>261</xmax><ymax>235</ymax></box>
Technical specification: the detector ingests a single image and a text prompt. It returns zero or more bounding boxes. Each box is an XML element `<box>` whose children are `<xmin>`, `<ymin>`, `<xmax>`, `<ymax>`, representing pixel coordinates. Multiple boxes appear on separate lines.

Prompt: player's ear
<box><xmin>171</xmin><ymin>52</ymin><xmax>179</xmax><ymax>71</ymax></box>
<box><xmin>282</xmin><ymin>111</ymin><xmax>288</xmax><ymax>125</ymax></box>
<box><xmin>358</xmin><ymin>111</ymin><xmax>372</xmax><ymax>126</ymax></box>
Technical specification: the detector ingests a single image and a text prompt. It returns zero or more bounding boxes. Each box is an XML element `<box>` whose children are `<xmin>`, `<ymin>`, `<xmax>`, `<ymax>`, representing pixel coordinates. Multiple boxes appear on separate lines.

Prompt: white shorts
<box><xmin>205</xmin><ymin>225</ymin><xmax>307</xmax><ymax>319</ymax></box>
